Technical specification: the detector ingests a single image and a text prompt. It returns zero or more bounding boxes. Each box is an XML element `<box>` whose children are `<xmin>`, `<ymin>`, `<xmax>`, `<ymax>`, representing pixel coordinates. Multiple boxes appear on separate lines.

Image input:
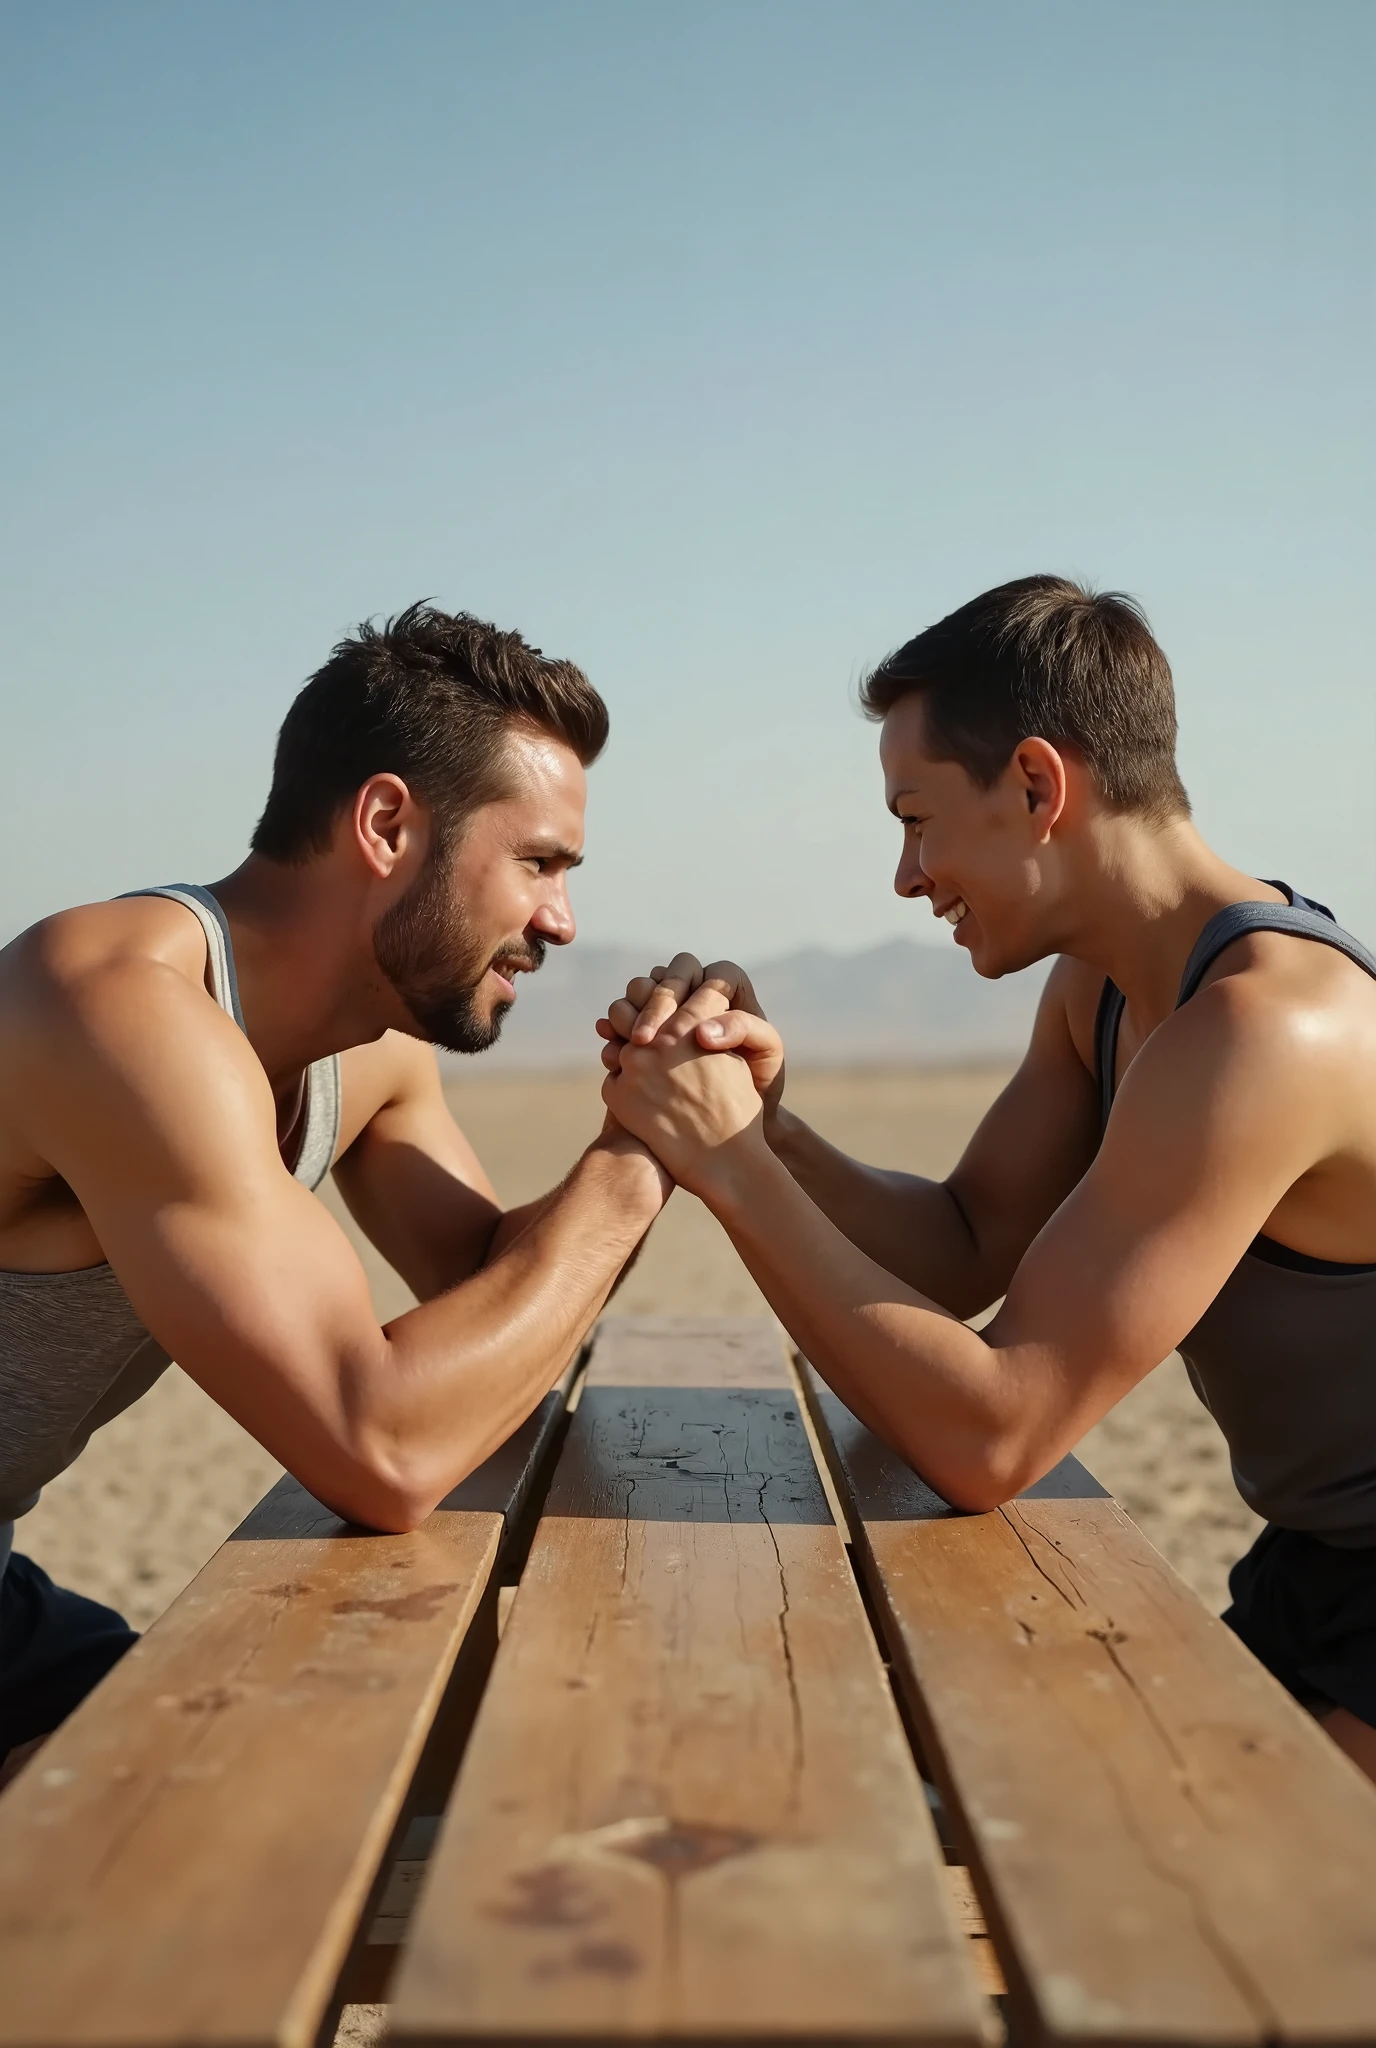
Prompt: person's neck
<box><xmin>205</xmin><ymin>855</ymin><xmax>402</xmax><ymax>1091</ymax></box>
<box><xmin>1056</xmin><ymin>814</ymin><xmax>1285</xmax><ymax>1035</ymax></box>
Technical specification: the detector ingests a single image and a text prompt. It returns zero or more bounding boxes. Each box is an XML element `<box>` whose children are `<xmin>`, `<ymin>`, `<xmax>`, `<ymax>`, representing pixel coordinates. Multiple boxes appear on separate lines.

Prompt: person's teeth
<box><xmin>944</xmin><ymin>901</ymin><xmax>967</xmax><ymax>926</ymax></box>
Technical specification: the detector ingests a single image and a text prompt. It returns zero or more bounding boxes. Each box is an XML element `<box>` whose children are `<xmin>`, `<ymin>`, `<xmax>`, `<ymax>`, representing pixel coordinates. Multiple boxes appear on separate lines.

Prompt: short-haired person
<box><xmin>598</xmin><ymin>576</ymin><xmax>1376</xmax><ymax>1783</ymax></box>
<box><xmin>0</xmin><ymin>604</ymin><xmax>669</xmax><ymax>1783</ymax></box>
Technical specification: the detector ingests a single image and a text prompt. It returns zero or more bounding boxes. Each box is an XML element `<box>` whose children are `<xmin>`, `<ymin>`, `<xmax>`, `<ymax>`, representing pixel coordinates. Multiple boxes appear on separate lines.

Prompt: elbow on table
<box><xmin>322</xmin><ymin>1444</ymin><xmax>463</xmax><ymax>1534</ymax></box>
<box><xmin>917</xmin><ymin>1437</ymin><xmax>1046</xmax><ymax>1516</ymax></box>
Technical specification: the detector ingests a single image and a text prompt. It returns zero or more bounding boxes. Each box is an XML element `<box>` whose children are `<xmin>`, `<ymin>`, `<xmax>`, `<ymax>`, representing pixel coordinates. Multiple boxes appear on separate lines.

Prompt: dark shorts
<box><xmin>1223</xmin><ymin>1523</ymin><xmax>1376</xmax><ymax>1728</ymax></box>
<box><xmin>0</xmin><ymin>1552</ymin><xmax>138</xmax><ymax>1760</ymax></box>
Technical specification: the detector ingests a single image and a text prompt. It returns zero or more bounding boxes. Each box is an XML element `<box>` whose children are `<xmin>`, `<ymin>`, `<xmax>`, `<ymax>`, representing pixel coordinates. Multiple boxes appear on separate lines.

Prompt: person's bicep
<box><xmin>986</xmin><ymin>982</ymin><xmax>1316</xmax><ymax>1471</ymax></box>
<box><xmin>332</xmin><ymin>1036</ymin><xmax>504</xmax><ymax>1298</ymax></box>
<box><xmin>31</xmin><ymin>979</ymin><xmax>390</xmax><ymax>1508</ymax></box>
<box><xmin>944</xmin><ymin>959</ymin><xmax>1105</xmax><ymax>1295</ymax></box>
<box><xmin>99</xmin><ymin>1169</ymin><xmax>384</xmax><ymax>1495</ymax></box>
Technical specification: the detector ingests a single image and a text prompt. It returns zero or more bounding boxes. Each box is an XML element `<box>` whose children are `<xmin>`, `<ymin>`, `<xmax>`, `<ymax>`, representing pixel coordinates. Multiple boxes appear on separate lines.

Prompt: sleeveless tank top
<box><xmin>0</xmin><ymin>887</ymin><xmax>341</xmax><ymax>1564</ymax></box>
<box><xmin>1095</xmin><ymin>886</ymin><xmax>1376</xmax><ymax>1547</ymax></box>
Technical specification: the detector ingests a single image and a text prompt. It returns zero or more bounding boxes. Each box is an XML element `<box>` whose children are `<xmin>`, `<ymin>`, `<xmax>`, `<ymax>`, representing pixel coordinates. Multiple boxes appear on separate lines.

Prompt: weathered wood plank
<box><xmin>0</xmin><ymin>1385</ymin><xmax>571</xmax><ymax>2048</ymax></box>
<box><xmin>802</xmin><ymin>1362</ymin><xmax>1376</xmax><ymax>2047</ymax></box>
<box><xmin>393</xmin><ymin>1314</ymin><xmax>992</xmax><ymax>2047</ymax></box>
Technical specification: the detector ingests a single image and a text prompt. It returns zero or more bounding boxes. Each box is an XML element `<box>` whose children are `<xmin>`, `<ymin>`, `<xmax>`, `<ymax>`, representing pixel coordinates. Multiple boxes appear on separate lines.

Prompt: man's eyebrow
<box><xmin>523</xmin><ymin>840</ymin><xmax>584</xmax><ymax>867</ymax></box>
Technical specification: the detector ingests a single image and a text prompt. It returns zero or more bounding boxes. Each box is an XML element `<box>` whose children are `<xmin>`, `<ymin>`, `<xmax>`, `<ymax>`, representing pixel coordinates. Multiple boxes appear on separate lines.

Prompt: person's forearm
<box><xmin>701</xmin><ymin>1139</ymin><xmax>1034</xmax><ymax>1508</ymax></box>
<box><xmin>768</xmin><ymin>1106</ymin><xmax>994</xmax><ymax>1317</ymax></box>
<box><xmin>348</xmin><ymin>1146</ymin><xmax>660</xmax><ymax>1524</ymax></box>
<box><xmin>487</xmin><ymin>1187</ymin><xmax>651</xmax><ymax>1294</ymax></box>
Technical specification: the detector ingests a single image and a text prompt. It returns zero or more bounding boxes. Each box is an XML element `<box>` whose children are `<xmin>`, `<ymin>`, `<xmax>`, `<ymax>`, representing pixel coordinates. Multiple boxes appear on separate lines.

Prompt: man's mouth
<box><xmin>488</xmin><ymin>946</ymin><xmax>545</xmax><ymax>1001</ymax></box>
<box><xmin>937</xmin><ymin>899</ymin><xmax>969</xmax><ymax>929</ymax></box>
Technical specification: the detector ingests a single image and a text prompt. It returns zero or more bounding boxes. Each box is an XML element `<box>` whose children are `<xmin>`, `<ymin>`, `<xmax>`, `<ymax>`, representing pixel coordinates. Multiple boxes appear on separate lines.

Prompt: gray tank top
<box><xmin>1095</xmin><ymin>886</ymin><xmax>1376</xmax><ymax>1547</ymax></box>
<box><xmin>0</xmin><ymin>887</ymin><xmax>341</xmax><ymax>1565</ymax></box>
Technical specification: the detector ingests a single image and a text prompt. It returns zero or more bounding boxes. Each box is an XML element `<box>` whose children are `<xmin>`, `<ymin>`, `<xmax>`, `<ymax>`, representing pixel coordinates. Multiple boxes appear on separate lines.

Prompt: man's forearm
<box><xmin>768</xmin><ymin>1105</ymin><xmax>993</xmax><ymax>1317</ymax></box>
<box><xmin>487</xmin><ymin>1185</ymin><xmax>650</xmax><ymax>1295</ymax></box>
<box><xmin>698</xmin><ymin>1138</ymin><xmax>1031</xmax><ymax>1510</ymax></box>
<box><xmin>353</xmin><ymin>1145</ymin><xmax>661</xmax><ymax>1524</ymax></box>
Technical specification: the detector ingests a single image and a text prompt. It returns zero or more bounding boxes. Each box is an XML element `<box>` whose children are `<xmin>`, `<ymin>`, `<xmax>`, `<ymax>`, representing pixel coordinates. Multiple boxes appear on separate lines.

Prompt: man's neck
<box><xmin>206</xmin><ymin>856</ymin><xmax>404</xmax><ymax>1089</ymax></box>
<box><xmin>1056</xmin><ymin>814</ymin><xmax>1286</xmax><ymax>1033</ymax></box>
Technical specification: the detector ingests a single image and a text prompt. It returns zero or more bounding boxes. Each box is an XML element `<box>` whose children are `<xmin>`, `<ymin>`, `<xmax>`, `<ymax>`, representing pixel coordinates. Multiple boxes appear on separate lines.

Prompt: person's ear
<box><xmin>1010</xmin><ymin>738</ymin><xmax>1068</xmax><ymax>840</ymax></box>
<box><xmin>352</xmin><ymin>774</ymin><xmax>423</xmax><ymax>880</ymax></box>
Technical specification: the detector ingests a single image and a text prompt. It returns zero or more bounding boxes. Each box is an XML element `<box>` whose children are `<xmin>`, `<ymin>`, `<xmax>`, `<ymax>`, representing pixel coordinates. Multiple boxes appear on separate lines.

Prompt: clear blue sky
<box><xmin>3</xmin><ymin>1</ymin><xmax>1372</xmax><ymax>960</ymax></box>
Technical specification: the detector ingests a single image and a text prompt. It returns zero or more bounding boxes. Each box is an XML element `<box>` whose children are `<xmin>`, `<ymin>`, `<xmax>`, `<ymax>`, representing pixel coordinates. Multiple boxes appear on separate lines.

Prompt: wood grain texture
<box><xmin>392</xmin><ymin>1315</ymin><xmax>993</xmax><ymax>2047</ymax></box>
<box><xmin>802</xmin><ymin>1364</ymin><xmax>1376</xmax><ymax>2047</ymax></box>
<box><xmin>0</xmin><ymin>1388</ymin><xmax>569</xmax><ymax>2048</ymax></box>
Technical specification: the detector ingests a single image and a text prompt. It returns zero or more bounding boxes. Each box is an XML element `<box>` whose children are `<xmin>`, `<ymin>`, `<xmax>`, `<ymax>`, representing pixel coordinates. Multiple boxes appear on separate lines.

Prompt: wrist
<box><xmin>578</xmin><ymin>1135</ymin><xmax>668</xmax><ymax>1228</ymax></box>
<box><xmin>689</xmin><ymin>1129</ymin><xmax>787</xmax><ymax>1228</ymax></box>
<box><xmin>767</xmin><ymin>1102</ymin><xmax>806</xmax><ymax>1162</ymax></box>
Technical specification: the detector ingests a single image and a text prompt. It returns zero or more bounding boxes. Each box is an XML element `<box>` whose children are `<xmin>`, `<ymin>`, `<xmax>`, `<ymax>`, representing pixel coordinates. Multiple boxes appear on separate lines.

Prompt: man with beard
<box><xmin>0</xmin><ymin>603</ymin><xmax>669</xmax><ymax>1780</ymax></box>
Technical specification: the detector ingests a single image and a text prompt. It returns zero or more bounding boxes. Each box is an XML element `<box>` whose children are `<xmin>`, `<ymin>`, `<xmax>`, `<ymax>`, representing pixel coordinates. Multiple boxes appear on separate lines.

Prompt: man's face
<box><xmin>374</xmin><ymin>727</ymin><xmax>586</xmax><ymax>1054</ymax></box>
<box><xmin>880</xmin><ymin>694</ymin><xmax>1060</xmax><ymax>978</ymax></box>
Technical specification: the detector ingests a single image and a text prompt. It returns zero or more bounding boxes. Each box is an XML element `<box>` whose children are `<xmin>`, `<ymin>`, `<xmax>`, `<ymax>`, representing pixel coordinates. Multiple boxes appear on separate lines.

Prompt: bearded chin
<box><xmin>372</xmin><ymin>865</ymin><xmax>511</xmax><ymax>1057</ymax></box>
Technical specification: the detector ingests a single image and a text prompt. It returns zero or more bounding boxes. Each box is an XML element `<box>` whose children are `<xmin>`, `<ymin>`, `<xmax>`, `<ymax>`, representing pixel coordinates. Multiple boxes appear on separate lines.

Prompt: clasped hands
<box><xmin>595</xmin><ymin>953</ymin><xmax>786</xmax><ymax>1201</ymax></box>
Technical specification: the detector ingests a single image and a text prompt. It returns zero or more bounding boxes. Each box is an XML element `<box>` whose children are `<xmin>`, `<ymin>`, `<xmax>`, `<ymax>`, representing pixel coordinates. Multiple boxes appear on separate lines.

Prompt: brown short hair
<box><xmin>252</xmin><ymin>602</ymin><xmax>609</xmax><ymax>863</ymax></box>
<box><xmin>859</xmin><ymin>575</ymin><xmax>1189</xmax><ymax>820</ymax></box>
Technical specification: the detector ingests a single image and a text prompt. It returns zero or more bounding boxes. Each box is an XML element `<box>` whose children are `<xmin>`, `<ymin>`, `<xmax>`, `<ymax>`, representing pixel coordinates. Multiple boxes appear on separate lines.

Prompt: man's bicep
<box><xmin>990</xmin><ymin>991</ymin><xmax>1315</xmax><ymax>1451</ymax></box>
<box><xmin>35</xmin><ymin>984</ymin><xmax>385</xmax><ymax>1491</ymax></box>
<box><xmin>95</xmin><ymin>1169</ymin><xmax>380</xmax><ymax>1457</ymax></box>
<box><xmin>945</xmin><ymin>962</ymin><xmax>1103</xmax><ymax>1288</ymax></box>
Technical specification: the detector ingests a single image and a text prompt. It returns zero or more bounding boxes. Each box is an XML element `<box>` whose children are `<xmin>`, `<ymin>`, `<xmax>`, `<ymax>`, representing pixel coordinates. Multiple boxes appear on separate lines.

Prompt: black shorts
<box><xmin>0</xmin><ymin>1551</ymin><xmax>138</xmax><ymax>1761</ymax></box>
<box><xmin>1223</xmin><ymin>1523</ymin><xmax>1376</xmax><ymax>1729</ymax></box>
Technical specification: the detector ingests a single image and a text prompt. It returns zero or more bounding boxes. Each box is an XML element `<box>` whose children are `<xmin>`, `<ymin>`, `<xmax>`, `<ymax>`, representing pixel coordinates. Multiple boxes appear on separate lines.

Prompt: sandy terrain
<box><xmin>17</xmin><ymin>1062</ymin><xmax>1260</xmax><ymax>1624</ymax></box>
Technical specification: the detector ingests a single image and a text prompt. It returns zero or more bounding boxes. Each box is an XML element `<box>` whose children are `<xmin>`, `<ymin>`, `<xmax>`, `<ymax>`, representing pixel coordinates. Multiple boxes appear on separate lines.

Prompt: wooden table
<box><xmin>3</xmin><ymin>1316</ymin><xmax>1376</xmax><ymax>2048</ymax></box>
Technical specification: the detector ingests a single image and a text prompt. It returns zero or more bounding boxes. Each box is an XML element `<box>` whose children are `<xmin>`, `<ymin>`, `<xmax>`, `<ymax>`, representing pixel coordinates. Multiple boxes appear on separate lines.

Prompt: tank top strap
<box><xmin>1093</xmin><ymin>975</ymin><xmax>1126</xmax><ymax>1133</ymax></box>
<box><xmin>1095</xmin><ymin>883</ymin><xmax>1376</xmax><ymax>1133</ymax></box>
<box><xmin>296</xmin><ymin>1054</ymin><xmax>342</xmax><ymax>1193</ymax></box>
<box><xmin>121</xmin><ymin>884</ymin><xmax>245</xmax><ymax>1027</ymax></box>
<box><xmin>118</xmin><ymin>884</ymin><xmax>340</xmax><ymax>1190</ymax></box>
<box><xmin>1175</xmin><ymin>883</ymin><xmax>1376</xmax><ymax>1010</ymax></box>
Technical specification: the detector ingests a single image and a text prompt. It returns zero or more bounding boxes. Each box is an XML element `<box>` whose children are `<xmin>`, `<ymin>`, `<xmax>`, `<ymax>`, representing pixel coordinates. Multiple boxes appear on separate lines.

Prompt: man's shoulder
<box><xmin>1123</xmin><ymin>930</ymin><xmax>1376</xmax><ymax>1161</ymax></box>
<box><xmin>337</xmin><ymin>1032</ymin><xmax>447</xmax><ymax>1148</ymax></box>
<box><xmin>0</xmin><ymin>895</ymin><xmax>239</xmax><ymax>1072</ymax></box>
<box><xmin>1192</xmin><ymin>923</ymin><xmax>1376</xmax><ymax>1055</ymax></box>
<box><xmin>1041</xmin><ymin>953</ymin><xmax>1108</xmax><ymax>1076</ymax></box>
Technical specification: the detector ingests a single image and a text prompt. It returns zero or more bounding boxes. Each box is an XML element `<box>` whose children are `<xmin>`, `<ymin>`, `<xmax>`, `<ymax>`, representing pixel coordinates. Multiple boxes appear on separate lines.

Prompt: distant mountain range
<box><xmin>451</xmin><ymin>938</ymin><xmax>1051</xmax><ymax>1072</ymax></box>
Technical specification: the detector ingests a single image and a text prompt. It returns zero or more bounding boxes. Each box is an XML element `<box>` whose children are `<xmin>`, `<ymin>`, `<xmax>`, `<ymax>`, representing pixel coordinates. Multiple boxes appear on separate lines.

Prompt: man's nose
<box><xmin>894</xmin><ymin>851</ymin><xmax>934</xmax><ymax>902</ymax></box>
<box><xmin>531</xmin><ymin>885</ymin><xmax>576</xmax><ymax>947</ymax></box>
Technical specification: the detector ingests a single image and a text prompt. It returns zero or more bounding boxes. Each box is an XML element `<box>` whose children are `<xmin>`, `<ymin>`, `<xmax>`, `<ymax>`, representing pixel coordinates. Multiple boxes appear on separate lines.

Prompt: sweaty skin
<box><xmin>0</xmin><ymin>728</ymin><xmax>668</xmax><ymax>1533</ymax></box>
<box><xmin>597</xmin><ymin>702</ymin><xmax>1376</xmax><ymax>1777</ymax></box>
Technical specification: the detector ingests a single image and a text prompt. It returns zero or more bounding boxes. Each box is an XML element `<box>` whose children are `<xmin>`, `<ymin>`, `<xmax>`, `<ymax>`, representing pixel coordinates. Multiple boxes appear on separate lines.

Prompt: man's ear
<box><xmin>352</xmin><ymin>774</ymin><xmax>423</xmax><ymax>881</ymax></box>
<box><xmin>1010</xmin><ymin>738</ymin><xmax>1069</xmax><ymax>840</ymax></box>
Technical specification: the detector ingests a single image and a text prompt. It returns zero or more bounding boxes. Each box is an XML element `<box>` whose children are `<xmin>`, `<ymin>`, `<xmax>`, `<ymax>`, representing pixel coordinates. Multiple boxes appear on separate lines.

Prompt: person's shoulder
<box><xmin>1042</xmin><ymin>953</ymin><xmax>1109</xmax><ymax>1074</ymax></box>
<box><xmin>1193</xmin><ymin>922</ymin><xmax>1376</xmax><ymax>1055</ymax></box>
<box><xmin>338</xmin><ymin>1031</ymin><xmax>445</xmax><ymax>1134</ymax></box>
<box><xmin>0</xmin><ymin>895</ymin><xmax>235</xmax><ymax>1064</ymax></box>
<box><xmin>1142</xmin><ymin>927</ymin><xmax>1376</xmax><ymax>1142</ymax></box>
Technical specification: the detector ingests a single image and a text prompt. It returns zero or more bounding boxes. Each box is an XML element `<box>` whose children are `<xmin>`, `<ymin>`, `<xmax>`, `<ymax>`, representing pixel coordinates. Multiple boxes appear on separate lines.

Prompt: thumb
<box><xmin>696</xmin><ymin>1010</ymin><xmax>781</xmax><ymax>1056</ymax></box>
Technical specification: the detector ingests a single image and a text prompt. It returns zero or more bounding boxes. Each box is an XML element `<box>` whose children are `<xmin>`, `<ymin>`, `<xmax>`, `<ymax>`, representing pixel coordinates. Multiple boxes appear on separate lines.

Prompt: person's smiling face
<box><xmin>880</xmin><ymin>692</ymin><xmax>1068</xmax><ymax>979</ymax></box>
<box><xmin>374</xmin><ymin>725</ymin><xmax>586</xmax><ymax>1052</ymax></box>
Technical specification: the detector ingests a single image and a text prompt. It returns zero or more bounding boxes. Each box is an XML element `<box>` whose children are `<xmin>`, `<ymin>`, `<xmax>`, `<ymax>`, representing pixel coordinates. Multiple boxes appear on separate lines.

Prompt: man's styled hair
<box><xmin>860</xmin><ymin>575</ymin><xmax>1189</xmax><ymax>820</ymax></box>
<box><xmin>252</xmin><ymin>603</ymin><xmax>609</xmax><ymax>862</ymax></box>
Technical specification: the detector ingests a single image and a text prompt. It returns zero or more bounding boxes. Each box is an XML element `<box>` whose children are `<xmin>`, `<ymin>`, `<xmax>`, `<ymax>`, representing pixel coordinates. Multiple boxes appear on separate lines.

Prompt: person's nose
<box><xmin>531</xmin><ymin>882</ymin><xmax>576</xmax><ymax>947</ymax></box>
<box><xmin>894</xmin><ymin>846</ymin><xmax>934</xmax><ymax>902</ymax></box>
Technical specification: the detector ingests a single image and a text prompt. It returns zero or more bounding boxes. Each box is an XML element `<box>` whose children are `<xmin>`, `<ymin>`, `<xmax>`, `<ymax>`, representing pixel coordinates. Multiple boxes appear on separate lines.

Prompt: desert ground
<box><xmin>18</xmin><ymin>1061</ymin><xmax>1261</xmax><ymax>1622</ymax></box>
